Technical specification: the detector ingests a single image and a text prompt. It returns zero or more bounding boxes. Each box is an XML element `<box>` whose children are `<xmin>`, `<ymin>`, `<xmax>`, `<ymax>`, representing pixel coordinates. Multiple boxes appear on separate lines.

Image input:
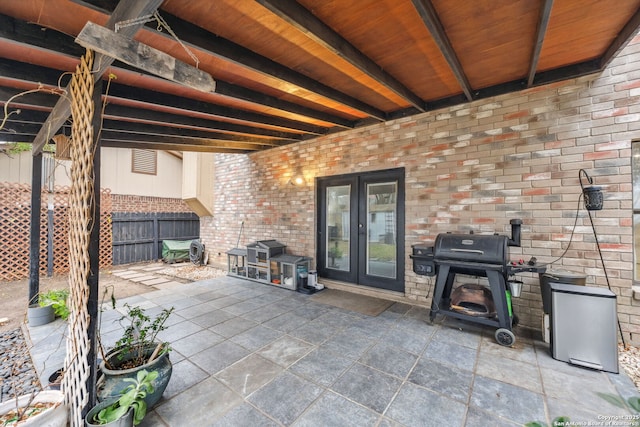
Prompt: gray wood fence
<box><xmin>111</xmin><ymin>212</ymin><xmax>199</xmax><ymax>265</ymax></box>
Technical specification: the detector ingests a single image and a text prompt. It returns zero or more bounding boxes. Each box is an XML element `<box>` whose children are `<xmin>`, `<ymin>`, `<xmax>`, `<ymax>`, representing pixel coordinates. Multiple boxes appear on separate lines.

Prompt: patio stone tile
<box><xmin>387</xmin><ymin>302</ymin><xmax>412</xmax><ymax>314</ymax></box>
<box><xmin>289</xmin><ymin>320</ymin><xmax>339</xmax><ymax>345</ymax></box>
<box><xmin>154</xmin><ymin>281</ymin><xmax>184</xmax><ymax>290</ymax></box>
<box><xmin>423</xmin><ymin>340</ymin><xmax>477</xmax><ymax>371</ymax></box>
<box><xmin>223</xmin><ymin>299</ymin><xmax>265</xmax><ymax>316</ymax></box>
<box><xmin>155</xmin><ymin>376</ymin><xmax>242</xmax><ymax>425</ymax></box>
<box><xmin>539</xmin><ymin>366</ymin><xmax>622</xmax><ymax>413</ymax></box>
<box><xmin>142</xmin><ymin>277</ymin><xmax>170</xmax><ymax>286</ymax></box>
<box><xmin>156</xmin><ymin>320</ymin><xmax>203</xmax><ymax>343</ymax></box>
<box><xmin>193</xmin><ymin>290</ymin><xmax>228</xmax><ymax>302</ymax></box>
<box><xmin>174</xmin><ymin>301</ymin><xmax>219</xmax><ymax>319</ymax></box>
<box><xmin>314</xmin><ymin>310</ymin><xmax>359</xmax><ymax>329</ymax></box>
<box><xmin>210</xmin><ymin>316</ymin><xmax>258</xmax><ymax>338</ymax></box>
<box><xmin>469</xmin><ymin>375</ymin><xmax>545</xmax><ymax>425</ymax></box>
<box><xmin>392</xmin><ymin>316</ymin><xmax>436</xmax><ymax>337</ymax></box>
<box><xmin>208</xmin><ymin>295</ymin><xmax>242</xmax><ymax>308</ymax></box>
<box><xmin>479</xmin><ymin>333</ymin><xmax>538</xmax><ymax>364</ymax></box>
<box><xmin>248</xmin><ymin>371</ymin><xmax>323</xmax><ymax>425</ymax></box>
<box><xmin>320</xmin><ymin>329</ymin><xmax>376</xmax><ymax>360</ymax></box>
<box><xmin>129</xmin><ymin>274</ymin><xmax>156</xmax><ymax>282</ymax></box>
<box><xmin>385</xmin><ymin>382</ymin><xmax>466</xmax><ymax>427</ymax></box>
<box><xmin>179</xmin><ymin>285</ymin><xmax>215</xmax><ymax>296</ymax></box>
<box><xmin>240</xmin><ymin>305</ymin><xmax>288</xmax><ymax>323</ymax></box>
<box><xmin>171</xmin><ymin>329</ymin><xmax>224</xmax><ymax>357</ymax></box>
<box><xmin>381</xmin><ymin>328</ymin><xmax>431</xmax><ymax>355</ymax></box>
<box><xmin>346</xmin><ymin>317</ymin><xmax>399</xmax><ymax>340</ymax></box>
<box><xmin>189</xmin><ymin>340</ymin><xmax>250</xmax><ymax>375</ymax></box>
<box><xmin>330</xmin><ymin>363</ymin><xmax>402</xmax><ymax>414</ymax></box>
<box><xmin>162</xmin><ymin>359</ymin><xmax>209</xmax><ymax>399</ymax></box>
<box><xmin>433</xmin><ymin>323</ymin><xmax>482</xmax><ymax>349</ymax></box>
<box><xmin>257</xmin><ymin>335</ymin><xmax>314</xmax><ymax>367</ymax></box>
<box><xmin>215</xmin><ymin>354</ymin><xmax>283</xmax><ymax>397</ymax></box>
<box><xmin>464</xmin><ymin>406</ymin><xmax>521</xmax><ymax>427</ymax></box>
<box><xmin>211</xmin><ymin>403</ymin><xmax>278</xmax><ymax>427</ymax></box>
<box><xmin>262</xmin><ymin>312</ymin><xmax>310</xmax><ymax>333</ymax></box>
<box><xmin>408</xmin><ymin>358</ymin><xmax>472</xmax><ymax>403</ymax></box>
<box><xmin>545</xmin><ymin>396</ymin><xmax>605</xmax><ymax>425</ymax></box>
<box><xmin>404</xmin><ymin>305</ymin><xmax>431</xmax><ymax>321</ymax></box>
<box><xmin>161</xmin><ymin>296</ymin><xmax>202</xmax><ymax>311</ymax></box>
<box><xmin>290</xmin><ymin>347</ymin><xmax>354</xmax><ymax>387</ymax></box>
<box><xmin>358</xmin><ymin>343</ymin><xmax>418</xmax><ymax>379</ymax></box>
<box><xmin>476</xmin><ymin>349</ymin><xmax>542</xmax><ymax>393</ymax></box>
<box><xmin>293</xmin><ymin>390</ymin><xmax>380</xmax><ymax>427</ymax></box>
<box><xmin>230</xmin><ymin>324</ymin><xmax>283</xmax><ymax>351</ymax></box>
<box><xmin>292</xmin><ymin>303</ymin><xmax>330</xmax><ymax>320</ymax></box>
<box><xmin>190</xmin><ymin>308</ymin><xmax>235</xmax><ymax>328</ymax></box>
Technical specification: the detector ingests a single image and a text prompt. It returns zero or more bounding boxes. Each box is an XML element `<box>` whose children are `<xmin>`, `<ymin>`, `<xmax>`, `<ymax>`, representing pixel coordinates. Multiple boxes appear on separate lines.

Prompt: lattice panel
<box><xmin>0</xmin><ymin>184</ymin><xmax>113</xmax><ymax>281</ymax></box>
<box><xmin>51</xmin><ymin>186</ymin><xmax>112</xmax><ymax>273</ymax></box>
<box><xmin>0</xmin><ymin>183</ymin><xmax>47</xmax><ymax>281</ymax></box>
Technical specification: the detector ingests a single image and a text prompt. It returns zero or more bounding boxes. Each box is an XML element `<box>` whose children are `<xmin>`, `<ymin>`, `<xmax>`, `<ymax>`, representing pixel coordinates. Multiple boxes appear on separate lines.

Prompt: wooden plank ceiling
<box><xmin>0</xmin><ymin>0</ymin><xmax>638</xmax><ymax>153</ymax></box>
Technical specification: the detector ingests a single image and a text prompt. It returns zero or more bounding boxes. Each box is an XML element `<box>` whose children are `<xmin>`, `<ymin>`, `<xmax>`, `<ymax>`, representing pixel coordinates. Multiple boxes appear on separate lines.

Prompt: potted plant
<box><xmin>0</xmin><ymin>390</ymin><xmax>67</xmax><ymax>427</ymax></box>
<box><xmin>86</xmin><ymin>369</ymin><xmax>158</xmax><ymax>427</ymax></box>
<box><xmin>26</xmin><ymin>289</ymin><xmax>69</xmax><ymax>326</ymax></box>
<box><xmin>97</xmin><ymin>302</ymin><xmax>174</xmax><ymax>409</ymax></box>
<box><xmin>39</xmin><ymin>289</ymin><xmax>70</xmax><ymax>320</ymax></box>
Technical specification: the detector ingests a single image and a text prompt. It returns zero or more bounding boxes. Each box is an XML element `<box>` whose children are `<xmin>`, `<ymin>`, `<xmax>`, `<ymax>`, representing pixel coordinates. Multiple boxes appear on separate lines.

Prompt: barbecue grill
<box><xmin>412</xmin><ymin>219</ymin><xmax>545</xmax><ymax>346</ymax></box>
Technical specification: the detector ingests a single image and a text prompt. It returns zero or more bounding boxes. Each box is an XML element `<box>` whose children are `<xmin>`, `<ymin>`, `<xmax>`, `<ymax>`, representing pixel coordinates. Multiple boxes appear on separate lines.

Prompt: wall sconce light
<box><xmin>290</xmin><ymin>171</ymin><xmax>305</xmax><ymax>186</ymax></box>
<box><xmin>579</xmin><ymin>169</ymin><xmax>603</xmax><ymax>211</ymax></box>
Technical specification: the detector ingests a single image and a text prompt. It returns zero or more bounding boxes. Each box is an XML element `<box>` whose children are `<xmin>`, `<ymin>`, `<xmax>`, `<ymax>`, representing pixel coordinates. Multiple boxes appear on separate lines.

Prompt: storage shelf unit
<box><xmin>226</xmin><ymin>240</ymin><xmax>312</xmax><ymax>291</ymax></box>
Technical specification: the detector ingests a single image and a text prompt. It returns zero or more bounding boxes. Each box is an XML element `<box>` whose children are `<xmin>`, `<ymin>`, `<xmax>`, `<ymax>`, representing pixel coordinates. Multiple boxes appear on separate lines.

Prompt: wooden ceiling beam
<box><xmin>104</xmin><ymin>105</ymin><xmax>302</xmax><ymax>141</ymax></box>
<box><xmin>101</xmin><ymin>120</ymin><xmax>285</xmax><ymax>146</ymax></box>
<box><xmin>74</xmin><ymin>1</ymin><xmax>387</xmax><ymax>120</ymax></box>
<box><xmin>104</xmin><ymin>84</ymin><xmax>328</xmax><ymax>135</ymax></box>
<box><xmin>99</xmin><ymin>132</ymin><xmax>270</xmax><ymax>151</ymax></box>
<box><xmin>101</xmin><ymin>139</ymin><xmax>251</xmax><ymax>153</ymax></box>
<box><xmin>527</xmin><ymin>0</ymin><xmax>554</xmax><ymax>87</ymax></box>
<box><xmin>411</xmin><ymin>0</ymin><xmax>473</xmax><ymax>101</ymax></box>
<box><xmin>0</xmin><ymin>22</ymin><xmax>351</xmax><ymax>131</ymax></box>
<box><xmin>75</xmin><ymin>21</ymin><xmax>217</xmax><ymax>92</ymax></box>
<box><xmin>31</xmin><ymin>0</ymin><xmax>165</xmax><ymax>154</ymax></box>
<box><xmin>256</xmin><ymin>0</ymin><xmax>426</xmax><ymax>112</ymax></box>
<box><xmin>600</xmin><ymin>7</ymin><xmax>640</xmax><ymax>69</ymax></box>
<box><xmin>0</xmin><ymin>83</ymin><xmax>302</xmax><ymax>142</ymax></box>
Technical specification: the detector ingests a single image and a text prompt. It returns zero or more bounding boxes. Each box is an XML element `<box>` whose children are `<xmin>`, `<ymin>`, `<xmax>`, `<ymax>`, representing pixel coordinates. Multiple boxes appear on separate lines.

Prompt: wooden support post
<box><xmin>85</xmin><ymin>79</ymin><xmax>103</xmax><ymax>411</ymax></box>
<box><xmin>28</xmin><ymin>152</ymin><xmax>42</xmax><ymax>304</ymax></box>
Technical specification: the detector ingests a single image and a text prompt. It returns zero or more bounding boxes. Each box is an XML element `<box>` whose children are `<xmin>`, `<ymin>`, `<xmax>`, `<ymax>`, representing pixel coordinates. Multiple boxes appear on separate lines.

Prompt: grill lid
<box><xmin>434</xmin><ymin>233</ymin><xmax>509</xmax><ymax>265</ymax></box>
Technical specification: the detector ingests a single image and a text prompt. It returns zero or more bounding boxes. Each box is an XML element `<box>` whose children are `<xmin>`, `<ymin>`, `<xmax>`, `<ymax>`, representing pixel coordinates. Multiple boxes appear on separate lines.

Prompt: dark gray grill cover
<box><xmin>433</xmin><ymin>233</ymin><xmax>509</xmax><ymax>266</ymax></box>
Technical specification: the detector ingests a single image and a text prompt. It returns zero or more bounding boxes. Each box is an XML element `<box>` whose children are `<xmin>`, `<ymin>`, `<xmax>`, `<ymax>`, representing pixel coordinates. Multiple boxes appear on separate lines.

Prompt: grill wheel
<box><xmin>495</xmin><ymin>328</ymin><xmax>515</xmax><ymax>346</ymax></box>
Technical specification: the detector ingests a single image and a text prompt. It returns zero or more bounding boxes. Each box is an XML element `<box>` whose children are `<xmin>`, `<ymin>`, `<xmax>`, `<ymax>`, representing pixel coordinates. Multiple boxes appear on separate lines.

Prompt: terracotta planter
<box><xmin>97</xmin><ymin>344</ymin><xmax>172</xmax><ymax>409</ymax></box>
<box><xmin>0</xmin><ymin>390</ymin><xmax>67</xmax><ymax>427</ymax></box>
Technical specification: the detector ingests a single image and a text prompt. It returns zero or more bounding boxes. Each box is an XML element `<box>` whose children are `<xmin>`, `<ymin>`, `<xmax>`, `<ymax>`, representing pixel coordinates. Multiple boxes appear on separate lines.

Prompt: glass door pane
<box><xmin>366</xmin><ymin>181</ymin><xmax>397</xmax><ymax>278</ymax></box>
<box><xmin>326</xmin><ymin>185</ymin><xmax>350</xmax><ymax>272</ymax></box>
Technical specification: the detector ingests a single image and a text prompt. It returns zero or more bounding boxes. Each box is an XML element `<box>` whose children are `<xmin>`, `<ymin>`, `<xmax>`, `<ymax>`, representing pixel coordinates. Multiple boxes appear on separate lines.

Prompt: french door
<box><xmin>317</xmin><ymin>168</ymin><xmax>404</xmax><ymax>292</ymax></box>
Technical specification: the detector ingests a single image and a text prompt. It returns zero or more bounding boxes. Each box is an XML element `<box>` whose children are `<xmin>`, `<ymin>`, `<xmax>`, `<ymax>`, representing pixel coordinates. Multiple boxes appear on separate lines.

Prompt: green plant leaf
<box><xmin>628</xmin><ymin>396</ymin><xmax>640</xmax><ymax>412</ymax></box>
<box><xmin>596</xmin><ymin>392</ymin><xmax>627</xmax><ymax>409</ymax></box>
<box><xmin>524</xmin><ymin>422</ymin><xmax>547</xmax><ymax>427</ymax></box>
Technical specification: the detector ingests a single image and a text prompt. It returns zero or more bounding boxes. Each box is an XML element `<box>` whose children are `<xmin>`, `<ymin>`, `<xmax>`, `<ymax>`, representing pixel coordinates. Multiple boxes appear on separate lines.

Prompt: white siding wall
<box><xmin>0</xmin><ymin>148</ymin><xmax>183</xmax><ymax>199</ymax></box>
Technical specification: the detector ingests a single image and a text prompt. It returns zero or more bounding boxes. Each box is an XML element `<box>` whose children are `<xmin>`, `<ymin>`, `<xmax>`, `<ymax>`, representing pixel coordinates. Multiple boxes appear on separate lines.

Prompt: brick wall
<box><xmin>111</xmin><ymin>194</ymin><xmax>193</xmax><ymax>213</ymax></box>
<box><xmin>202</xmin><ymin>35</ymin><xmax>640</xmax><ymax>344</ymax></box>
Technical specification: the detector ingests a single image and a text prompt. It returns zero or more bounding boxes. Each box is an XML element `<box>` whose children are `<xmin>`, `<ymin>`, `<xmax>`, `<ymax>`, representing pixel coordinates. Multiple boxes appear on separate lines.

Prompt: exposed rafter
<box><xmin>411</xmin><ymin>0</ymin><xmax>474</xmax><ymax>101</ymax></box>
<box><xmin>255</xmin><ymin>0</ymin><xmax>426</xmax><ymax>112</ymax></box>
<box><xmin>31</xmin><ymin>0</ymin><xmax>165</xmax><ymax>154</ymax></box>
<box><xmin>600</xmin><ymin>7</ymin><xmax>640</xmax><ymax>69</ymax></box>
<box><xmin>527</xmin><ymin>0</ymin><xmax>554</xmax><ymax>87</ymax></box>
